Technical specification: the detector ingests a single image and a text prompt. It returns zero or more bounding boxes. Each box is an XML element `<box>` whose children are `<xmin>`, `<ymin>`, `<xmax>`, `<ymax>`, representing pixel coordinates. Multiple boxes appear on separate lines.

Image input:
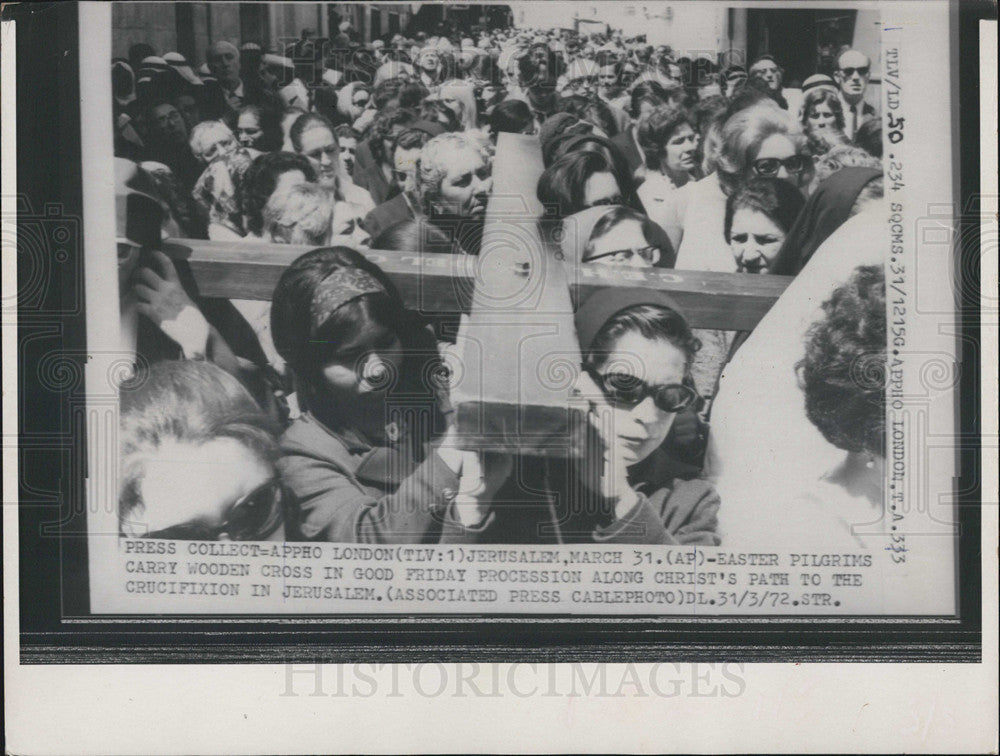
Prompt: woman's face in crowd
<box><xmin>637</xmin><ymin>98</ymin><xmax>658</xmax><ymax>121</ymax></box>
<box><xmin>596</xmin><ymin>331</ymin><xmax>688</xmax><ymax>466</ymax></box>
<box><xmin>299</xmin><ymin>125</ymin><xmax>340</xmax><ymax>188</ymax></box>
<box><xmin>236</xmin><ymin>111</ymin><xmax>263</xmax><ymax>148</ymax></box>
<box><xmin>729</xmin><ymin>207</ymin><xmax>786</xmax><ymax>274</ymax></box>
<box><xmin>125</xmin><ymin>437</ymin><xmax>273</xmax><ymax>540</ymax></box>
<box><xmin>664</xmin><ymin>123</ymin><xmax>699</xmax><ymax>175</ymax></box>
<box><xmin>752</xmin><ymin>134</ymin><xmax>806</xmax><ymax>188</ymax></box>
<box><xmin>320</xmin><ymin>322</ymin><xmax>404</xmax><ymax>401</ymax></box>
<box><xmin>435</xmin><ymin>149</ymin><xmax>492</xmax><ymax>216</ymax></box>
<box><xmin>583</xmin><ymin>171</ymin><xmax>623</xmax><ymax>209</ymax></box>
<box><xmin>807</xmin><ymin>101</ymin><xmax>836</xmax><ymax>130</ymax></box>
<box><xmin>584</xmin><ymin>218</ymin><xmax>656</xmax><ymax>267</ymax></box>
<box><xmin>419</xmin><ymin>50</ymin><xmax>439</xmax><ymax>72</ymax></box>
<box><xmin>199</xmin><ymin>126</ymin><xmax>237</xmax><ymax>164</ymax></box>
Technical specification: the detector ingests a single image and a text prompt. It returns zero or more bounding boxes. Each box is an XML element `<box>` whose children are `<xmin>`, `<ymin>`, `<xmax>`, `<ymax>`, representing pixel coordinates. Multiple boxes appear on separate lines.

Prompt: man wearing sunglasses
<box><xmin>835</xmin><ymin>49</ymin><xmax>877</xmax><ymax>140</ymax></box>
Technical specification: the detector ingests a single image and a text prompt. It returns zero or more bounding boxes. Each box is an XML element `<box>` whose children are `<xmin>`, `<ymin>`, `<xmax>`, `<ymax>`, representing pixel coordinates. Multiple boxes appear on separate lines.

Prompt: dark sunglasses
<box><xmin>751</xmin><ymin>155</ymin><xmax>807</xmax><ymax>177</ymax></box>
<box><xmin>839</xmin><ymin>66</ymin><xmax>869</xmax><ymax>77</ymax></box>
<box><xmin>141</xmin><ymin>478</ymin><xmax>284</xmax><ymax>541</ymax></box>
<box><xmin>584</xmin><ymin>365</ymin><xmax>698</xmax><ymax>413</ymax></box>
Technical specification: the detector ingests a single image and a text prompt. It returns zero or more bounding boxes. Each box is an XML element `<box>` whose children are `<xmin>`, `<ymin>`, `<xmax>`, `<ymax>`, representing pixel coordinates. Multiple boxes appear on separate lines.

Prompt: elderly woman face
<box><xmin>593</xmin><ymin>331</ymin><xmax>689</xmax><ymax>466</ymax></box>
<box><xmin>583</xmin><ymin>218</ymin><xmax>658</xmax><ymax>267</ymax></box>
<box><xmin>432</xmin><ymin>147</ymin><xmax>492</xmax><ymax>216</ymax></box>
<box><xmin>419</xmin><ymin>49</ymin><xmax>439</xmax><ymax>72</ymax></box>
<box><xmin>298</xmin><ymin>124</ymin><xmax>340</xmax><ymax>189</ymax></box>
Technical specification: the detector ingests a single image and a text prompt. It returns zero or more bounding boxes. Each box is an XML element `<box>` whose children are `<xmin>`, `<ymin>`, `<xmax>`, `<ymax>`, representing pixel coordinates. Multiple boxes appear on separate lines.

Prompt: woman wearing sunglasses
<box><xmin>560</xmin><ymin>204</ymin><xmax>675</xmax><ymax>269</ymax></box>
<box><xmin>660</xmin><ymin>102</ymin><xmax>812</xmax><ymax>275</ymax></box>
<box><xmin>443</xmin><ymin>290</ymin><xmax>720</xmax><ymax>545</ymax></box>
<box><xmin>119</xmin><ymin>360</ymin><xmax>285</xmax><ymax>542</ymax></box>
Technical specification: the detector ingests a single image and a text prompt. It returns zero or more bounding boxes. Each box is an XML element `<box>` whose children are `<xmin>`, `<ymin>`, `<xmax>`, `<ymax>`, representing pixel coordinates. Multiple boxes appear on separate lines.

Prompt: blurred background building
<box><xmin>114</xmin><ymin>2</ymin><xmax>880</xmax><ymax>87</ymax></box>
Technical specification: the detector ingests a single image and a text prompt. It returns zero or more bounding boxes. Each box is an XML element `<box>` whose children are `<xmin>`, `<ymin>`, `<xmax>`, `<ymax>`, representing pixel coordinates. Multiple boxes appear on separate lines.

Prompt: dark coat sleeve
<box><xmin>592</xmin><ymin>478</ymin><xmax>721</xmax><ymax>545</ymax></box>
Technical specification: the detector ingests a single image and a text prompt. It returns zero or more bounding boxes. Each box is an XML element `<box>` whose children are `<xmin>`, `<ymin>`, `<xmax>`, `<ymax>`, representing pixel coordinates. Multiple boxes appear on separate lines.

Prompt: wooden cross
<box><xmin>167</xmin><ymin>133</ymin><xmax>790</xmax><ymax>454</ymax></box>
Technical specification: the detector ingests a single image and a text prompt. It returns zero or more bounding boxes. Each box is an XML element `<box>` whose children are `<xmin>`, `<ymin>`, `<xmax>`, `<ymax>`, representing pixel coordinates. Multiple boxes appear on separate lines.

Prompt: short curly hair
<box><xmin>797</xmin><ymin>265</ymin><xmax>886</xmax><ymax>456</ymax></box>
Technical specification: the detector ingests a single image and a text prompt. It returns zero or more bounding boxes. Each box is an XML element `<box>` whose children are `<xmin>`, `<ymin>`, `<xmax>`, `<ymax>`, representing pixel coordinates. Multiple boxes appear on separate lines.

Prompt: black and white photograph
<box><xmin>72</xmin><ymin>0</ymin><xmax>963</xmax><ymax>616</ymax></box>
<box><xmin>3</xmin><ymin>0</ymin><xmax>995</xmax><ymax>752</ymax></box>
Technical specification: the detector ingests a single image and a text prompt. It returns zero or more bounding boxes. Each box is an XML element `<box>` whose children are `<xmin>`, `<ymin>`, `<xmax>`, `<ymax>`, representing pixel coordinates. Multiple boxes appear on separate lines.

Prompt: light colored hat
<box><xmin>322</xmin><ymin>68</ymin><xmax>343</xmax><ymax>87</ymax></box>
<box><xmin>163</xmin><ymin>52</ymin><xmax>202</xmax><ymax>86</ymax></box>
<box><xmin>261</xmin><ymin>53</ymin><xmax>294</xmax><ymax>70</ymax></box>
<box><xmin>802</xmin><ymin>73</ymin><xmax>838</xmax><ymax>93</ymax></box>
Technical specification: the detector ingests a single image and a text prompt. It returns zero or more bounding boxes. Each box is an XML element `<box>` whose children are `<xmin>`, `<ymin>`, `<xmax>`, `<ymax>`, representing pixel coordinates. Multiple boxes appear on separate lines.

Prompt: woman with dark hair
<box><xmin>118</xmin><ymin>360</ymin><xmax>284</xmax><ymax>541</ymax></box>
<box><xmin>556</xmin><ymin>95</ymin><xmax>620</xmax><ymax>138</ymax></box>
<box><xmin>242</xmin><ymin>151</ymin><xmax>317</xmax><ymax>239</ymax></box>
<box><xmin>272</xmin><ymin>246</ymin><xmax>466</xmax><ymax>543</ymax></box>
<box><xmin>488</xmin><ymin>99</ymin><xmax>537</xmax><ymax>138</ymax></box>
<box><xmin>657</xmin><ymin>102</ymin><xmax>812</xmax><ymax>272</ymax></box>
<box><xmin>442</xmin><ymin>289</ymin><xmax>720</xmax><ymax>544</ymax></box>
<box><xmin>537</xmin><ymin>149</ymin><xmax>628</xmax><ymax>219</ymax></box>
<box><xmin>419</xmin><ymin>99</ymin><xmax>463</xmax><ymax>133</ymax></box>
<box><xmin>231</xmin><ymin>103</ymin><xmax>284</xmax><ymax>153</ymax></box>
<box><xmin>785</xmin><ymin>265</ymin><xmax>887</xmax><ymax>547</ymax></box>
<box><xmin>723</xmin><ymin>177</ymin><xmax>805</xmax><ymax>274</ymax></box>
<box><xmin>636</xmin><ymin>103</ymin><xmax>701</xmax><ymax>213</ymax></box>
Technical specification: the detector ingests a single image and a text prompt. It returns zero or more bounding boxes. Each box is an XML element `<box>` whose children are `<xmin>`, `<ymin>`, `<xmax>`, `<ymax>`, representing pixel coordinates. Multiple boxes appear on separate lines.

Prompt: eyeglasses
<box><xmin>584</xmin><ymin>365</ymin><xmax>698</xmax><ymax>413</ymax></box>
<box><xmin>583</xmin><ymin>245</ymin><xmax>660</xmax><ymax>265</ymax></box>
<box><xmin>142</xmin><ymin>478</ymin><xmax>284</xmax><ymax>541</ymax></box>
<box><xmin>839</xmin><ymin>66</ymin><xmax>869</xmax><ymax>77</ymax></box>
<box><xmin>751</xmin><ymin>155</ymin><xmax>807</xmax><ymax>177</ymax></box>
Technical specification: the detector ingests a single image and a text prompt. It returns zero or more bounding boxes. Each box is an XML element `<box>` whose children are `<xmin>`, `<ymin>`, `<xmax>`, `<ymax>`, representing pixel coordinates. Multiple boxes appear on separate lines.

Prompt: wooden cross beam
<box><xmin>174</xmin><ymin>239</ymin><xmax>789</xmax><ymax>332</ymax></box>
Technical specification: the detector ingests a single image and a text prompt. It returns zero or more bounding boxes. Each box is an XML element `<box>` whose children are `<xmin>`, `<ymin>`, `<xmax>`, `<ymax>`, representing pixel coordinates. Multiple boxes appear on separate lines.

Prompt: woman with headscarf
<box><xmin>272</xmin><ymin>246</ymin><xmax>467</xmax><ymax>542</ymax></box>
<box><xmin>770</xmin><ymin>166</ymin><xmax>883</xmax><ymax>276</ymax></box>
<box><xmin>441</xmin><ymin>288</ymin><xmax>720</xmax><ymax>544</ymax></box>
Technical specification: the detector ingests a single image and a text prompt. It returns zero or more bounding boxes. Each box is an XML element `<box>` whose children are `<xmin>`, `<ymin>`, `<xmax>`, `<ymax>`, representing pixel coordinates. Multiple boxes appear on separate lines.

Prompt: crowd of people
<box><xmin>113</xmin><ymin>22</ymin><xmax>888</xmax><ymax>547</ymax></box>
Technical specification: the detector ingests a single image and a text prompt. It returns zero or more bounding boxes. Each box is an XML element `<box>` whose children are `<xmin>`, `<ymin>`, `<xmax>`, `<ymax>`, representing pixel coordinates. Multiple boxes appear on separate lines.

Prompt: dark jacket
<box><xmin>440</xmin><ymin>447</ymin><xmax>720</xmax><ymax>545</ymax></box>
<box><xmin>352</xmin><ymin>139</ymin><xmax>396</xmax><ymax>206</ymax></box>
<box><xmin>364</xmin><ymin>192</ymin><xmax>417</xmax><ymax>242</ymax></box>
<box><xmin>611</xmin><ymin>126</ymin><xmax>644</xmax><ymax>177</ymax></box>
<box><xmin>279</xmin><ymin>411</ymin><xmax>461</xmax><ymax>543</ymax></box>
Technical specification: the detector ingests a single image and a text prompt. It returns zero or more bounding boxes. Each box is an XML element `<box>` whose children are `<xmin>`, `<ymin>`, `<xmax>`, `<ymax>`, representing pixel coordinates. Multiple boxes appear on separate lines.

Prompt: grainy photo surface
<box><xmin>62</xmin><ymin>1</ymin><xmax>964</xmax><ymax>615</ymax></box>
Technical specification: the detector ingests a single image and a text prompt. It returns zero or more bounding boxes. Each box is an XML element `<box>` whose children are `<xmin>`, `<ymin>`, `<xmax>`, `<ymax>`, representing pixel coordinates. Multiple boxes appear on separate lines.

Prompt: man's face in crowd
<box><xmin>339</xmin><ymin>137</ymin><xmax>358</xmax><ymax>176</ymax></box>
<box><xmin>835</xmin><ymin>50</ymin><xmax>870</xmax><ymax>102</ymax></box>
<box><xmin>599</xmin><ymin>65</ymin><xmax>619</xmax><ymax>92</ymax></box>
<box><xmin>150</xmin><ymin>103</ymin><xmax>187</xmax><ymax>145</ymax></box>
<box><xmin>750</xmin><ymin>59</ymin><xmax>782</xmax><ymax>91</ymax></box>
<box><xmin>207</xmin><ymin>42</ymin><xmax>241</xmax><ymax>87</ymax></box>
<box><xmin>419</xmin><ymin>50</ymin><xmax>439</xmax><ymax>72</ymax></box>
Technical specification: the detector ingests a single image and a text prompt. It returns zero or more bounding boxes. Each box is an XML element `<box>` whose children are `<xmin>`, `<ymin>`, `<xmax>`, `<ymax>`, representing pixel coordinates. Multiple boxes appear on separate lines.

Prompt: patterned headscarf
<box><xmin>191</xmin><ymin>147</ymin><xmax>257</xmax><ymax>235</ymax></box>
<box><xmin>310</xmin><ymin>267</ymin><xmax>387</xmax><ymax>331</ymax></box>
